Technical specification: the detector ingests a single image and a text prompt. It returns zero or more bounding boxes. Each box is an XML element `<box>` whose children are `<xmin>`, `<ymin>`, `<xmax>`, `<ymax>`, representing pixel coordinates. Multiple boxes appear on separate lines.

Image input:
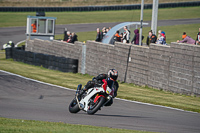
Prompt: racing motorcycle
<box><xmin>69</xmin><ymin>81</ymin><xmax>114</xmax><ymax>115</ymax></box>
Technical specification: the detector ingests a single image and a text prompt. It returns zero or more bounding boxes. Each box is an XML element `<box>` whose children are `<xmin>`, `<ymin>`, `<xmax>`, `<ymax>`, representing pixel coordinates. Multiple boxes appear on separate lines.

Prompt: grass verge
<box><xmin>0</xmin><ymin>117</ymin><xmax>153</xmax><ymax>133</ymax></box>
<box><xmin>0</xmin><ymin>51</ymin><xmax>200</xmax><ymax>113</ymax></box>
<box><xmin>0</xmin><ymin>6</ymin><xmax>200</xmax><ymax>27</ymax></box>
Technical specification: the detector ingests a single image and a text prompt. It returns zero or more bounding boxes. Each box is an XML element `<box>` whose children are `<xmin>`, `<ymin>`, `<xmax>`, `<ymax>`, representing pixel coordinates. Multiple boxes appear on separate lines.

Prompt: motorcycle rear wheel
<box><xmin>87</xmin><ymin>96</ymin><xmax>106</xmax><ymax>115</ymax></box>
<box><xmin>69</xmin><ymin>98</ymin><xmax>80</xmax><ymax>113</ymax></box>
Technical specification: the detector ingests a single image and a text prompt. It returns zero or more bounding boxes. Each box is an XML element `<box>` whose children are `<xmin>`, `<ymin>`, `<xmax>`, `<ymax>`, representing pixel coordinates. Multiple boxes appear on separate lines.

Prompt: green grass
<box><xmin>55</xmin><ymin>23</ymin><xmax>200</xmax><ymax>44</ymax></box>
<box><xmin>0</xmin><ymin>6</ymin><xmax>200</xmax><ymax>27</ymax></box>
<box><xmin>0</xmin><ymin>118</ymin><xmax>153</xmax><ymax>133</ymax></box>
<box><xmin>0</xmin><ymin>51</ymin><xmax>200</xmax><ymax>113</ymax></box>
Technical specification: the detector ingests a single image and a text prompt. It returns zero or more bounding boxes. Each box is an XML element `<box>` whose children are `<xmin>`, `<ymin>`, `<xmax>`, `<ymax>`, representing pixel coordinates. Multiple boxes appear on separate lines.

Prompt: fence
<box><xmin>25</xmin><ymin>39</ymin><xmax>200</xmax><ymax>96</ymax></box>
<box><xmin>0</xmin><ymin>1</ymin><xmax>200</xmax><ymax>12</ymax></box>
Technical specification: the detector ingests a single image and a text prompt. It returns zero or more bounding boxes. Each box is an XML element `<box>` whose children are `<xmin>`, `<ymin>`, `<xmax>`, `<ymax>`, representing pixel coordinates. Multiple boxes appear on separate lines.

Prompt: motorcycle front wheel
<box><xmin>69</xmin><ymin>98</ymin><xmax>80</xmax><ymax>113</ymax></box>
<box><xmin>87</xmin><ymin>96</ymin><xmax>106</xmax><ymax>115</ymax></box>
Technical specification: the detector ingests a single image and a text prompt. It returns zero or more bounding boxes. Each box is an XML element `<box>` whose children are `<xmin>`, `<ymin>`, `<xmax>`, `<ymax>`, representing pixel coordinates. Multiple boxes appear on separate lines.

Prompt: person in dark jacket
<box><xmin>95</xmin><ymin>28</ymin><xmax>102</xmax><ymax>42</ymax></box>
<box><xmin>63</xmin><ymin>28</ymin><xmax>68</xmax><ymax>41</ymax></box>
<box><xmin>78</xmin><ymin>69</ymin><xmax>119</xmax><ymax>106</ymax></box>
<box><xmin>146</xmin><ymin>30</ymin><xmax>157</xmax><ymax>46</ymax></box>
<box><xmin>131</xmin><ymin>29</ymin><xmax>139</xmax><ymax>45</ymax></box>
<box><xmin>69</xmin><ymin>32</ymin><xmax>78</xmax><ymax>44</ymax></box>
<box><xmin>196</xmin><ymin>28</ymin><xmax>200</xmax><ymax>45</ymax></box>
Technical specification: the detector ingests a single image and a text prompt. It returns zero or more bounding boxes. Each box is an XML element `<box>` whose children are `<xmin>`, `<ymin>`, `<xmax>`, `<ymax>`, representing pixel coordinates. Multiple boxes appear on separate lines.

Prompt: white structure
<box><xmin>26</xmin><ymin>15</ymin><xmax>56</xmax><ymax>41</ymax></box>
<box><xmin>102</xmin><ymin>22</ymin><xmax>148</xmax><ymax>44</ymax></box>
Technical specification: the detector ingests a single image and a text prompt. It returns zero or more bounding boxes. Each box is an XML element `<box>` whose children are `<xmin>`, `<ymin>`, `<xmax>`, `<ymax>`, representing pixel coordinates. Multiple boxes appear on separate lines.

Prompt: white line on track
<box><xmin>0</xmin><ymin>69</ymin><xmax>197</xmax><ymax>114</ymax></box>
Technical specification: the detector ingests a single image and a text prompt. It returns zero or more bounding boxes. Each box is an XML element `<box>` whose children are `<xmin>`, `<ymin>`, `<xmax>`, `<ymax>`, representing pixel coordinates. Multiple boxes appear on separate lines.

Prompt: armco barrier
<box><xmin>5</xmin><ymin>47</ymin><xmax>78</xmax><ymax>73</ymax></box>
<box><xmin>0</xmin><ymin>1</ymin><xmax>199</xmax><ymax>12</ymax></box>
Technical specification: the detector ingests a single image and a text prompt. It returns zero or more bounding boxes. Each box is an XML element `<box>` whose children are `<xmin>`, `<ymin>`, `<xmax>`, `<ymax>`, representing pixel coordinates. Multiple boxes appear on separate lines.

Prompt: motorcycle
<box><xmin>69</xmin><ymin>81</ymin><xmax>114</xmax><ymax>115</ymax></box>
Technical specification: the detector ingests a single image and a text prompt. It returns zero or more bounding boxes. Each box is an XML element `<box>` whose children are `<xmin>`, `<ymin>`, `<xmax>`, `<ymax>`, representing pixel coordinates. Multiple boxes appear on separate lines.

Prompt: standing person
<box><xmin>196</xmin><ymin>28</ymin><xmax>200</xmax><ymax>45</ymax></box>
<box><xmin>106</xmin><ymin>28</ymin><xmax>109</xmax><ymax>33</ymax></box>
<box><xmin>157</xmin><ymin>31</ymin><xmax>167</xmax><ymax>45</ymax></box>
<box><xmin>114</xmin><ymin>30</ymin><xmax>121</xmax><ymax>42</ymax></box>
<box><xmin>69</xmin><ymin>32</ymin><xmax>78</xmax><ymax>44</ymax></box>
<box><xmin>95</xmin><ymin>28</ymin><xmax>101</xmax><ymax>42</ymax></box>
<box><xmin>177</xmin><ymin>32</ymin><xmax>196</xmax><ymax>44</ymax></box>
<box><xmin>120</xmin><ymin>33</ymin><xmax>123</xmax><ymax>42</ymax></box>
<box><xmin>63</xmin><ymin>28</ymin><xmax>68</xmax><ymax>41</ymax></box>
<box><xmin>101</xmin><ymin>27</ymin><xmax>106</xmax><ymax>39</ymax></box>
<box><xmin>131</xmin><ymin>29</ymin><xmax>139</xmax><ymax>45</ymax></box>
<box><xmin>146</xmin><ymin>30</ymin><xmax>157</xmax><ymax>46</ymax></box>
<box><xmin>31</xmin><ymin>21</ymin><xmax>38</xmax><ymax>33</ymax></box>
<box><xmin>123</xmin><ymin>26</ymin><xmax>130</xmax><ymax>43</ymax></box>
<box><xmin>157</xmin><ymin>30</ymin><xmax>162</xmax><ymax>41</ymax></box>
<box><xmin>66</xmin><ymin>31</ymin><xmax>72</xmax><ymax>43</ymax></box>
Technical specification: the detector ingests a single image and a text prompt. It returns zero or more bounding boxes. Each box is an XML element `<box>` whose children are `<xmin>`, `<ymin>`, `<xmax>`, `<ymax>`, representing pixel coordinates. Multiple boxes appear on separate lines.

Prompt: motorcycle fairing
<box><xmin>79</xmin><ymin>87</ymin><xmax>105</xmax><ymax>111</ymax></box>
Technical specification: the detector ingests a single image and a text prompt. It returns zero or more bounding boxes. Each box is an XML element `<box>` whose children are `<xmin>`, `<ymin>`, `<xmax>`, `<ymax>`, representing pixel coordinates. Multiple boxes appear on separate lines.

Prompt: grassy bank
<box><xmin>0</xmin><ymin>6</ymin><xmax>200</xmax><ymax>27</ymax></box>
<box><xmin>0</xmin><ymin>51</ymin><xmax>200</xmax><ymax>113</ymax></box>
<box><xmin>0</xmin><ymin>118</ymin><xmax>153</xmax><ymax>133</ymax></box>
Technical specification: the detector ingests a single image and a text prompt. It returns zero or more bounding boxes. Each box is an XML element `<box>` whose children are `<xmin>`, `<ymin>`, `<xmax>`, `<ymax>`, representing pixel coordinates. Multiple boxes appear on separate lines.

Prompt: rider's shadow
<box><xmin>94</xmin><ymin>113</ymin><xmax>149</xmax><ymax>119</ymax></box>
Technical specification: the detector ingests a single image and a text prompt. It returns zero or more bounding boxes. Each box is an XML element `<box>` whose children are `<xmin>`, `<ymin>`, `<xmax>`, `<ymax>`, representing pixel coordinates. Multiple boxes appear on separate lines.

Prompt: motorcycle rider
<box><xmin>78</xmin><ymin>69</ymin><xmax>119</xmax><ymax>106</ymax></box>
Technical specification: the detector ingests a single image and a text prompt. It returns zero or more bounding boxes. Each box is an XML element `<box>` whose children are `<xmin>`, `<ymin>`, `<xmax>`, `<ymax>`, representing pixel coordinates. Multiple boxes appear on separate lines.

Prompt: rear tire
<box><xmin>87</xmin><ymin>96</ymin><xmax>106</xmax><ymax>115</ymax></box>
<box><xmin>69</xmin><ymin>98</ymin><xmax>80</xmax><ymax>113</ymax></box>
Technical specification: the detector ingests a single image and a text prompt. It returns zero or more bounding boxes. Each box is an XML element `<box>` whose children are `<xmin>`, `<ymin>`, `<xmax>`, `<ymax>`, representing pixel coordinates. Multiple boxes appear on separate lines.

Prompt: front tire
<box><xmin>87</xmin><ymin>96</ymin><xmax>106</xmax><ymax>115</ymax></box>
<box><xmin>69</xmin><ymin>98</ymin><xmax>80</xmax><ymax>113</ymax></box>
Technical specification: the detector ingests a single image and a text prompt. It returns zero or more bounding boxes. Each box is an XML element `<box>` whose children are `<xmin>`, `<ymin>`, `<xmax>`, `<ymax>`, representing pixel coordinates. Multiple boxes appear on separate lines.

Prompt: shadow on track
<box><xmin>94</xmin><ymin>113</ymin><xmax>149</xmax><ymax>119</ymax></box>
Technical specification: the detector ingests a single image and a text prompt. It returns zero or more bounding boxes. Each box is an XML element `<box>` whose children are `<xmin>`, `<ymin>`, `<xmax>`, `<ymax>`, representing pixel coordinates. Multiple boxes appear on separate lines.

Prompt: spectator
<box><xmin>196</xmin><ymin>28</ymin><xmax>200</xmax><ymax>45</ymax></box>
<box><xmin>177</xmin><ymin>32</ymin><xmax>196</xmax><ymax>45</ymax></box>
<box><xmin>66</xmin><ymin>31</ymin><xmax>72</xmax><ymax>43</ymax></box>
<box><xmin>146</xmin><ymin>30</ymin><xmax>157</xmax><ymax>46</ymax></box>
<box><xmin>101</xmin><ymin>27</ymin><xmax>106</xmax><ymax>39</ymax></box>
<box><xmin>63</xmin><ymin>28</ymin><xmax>68</xmax><ymax>41</ymax></box>
<box><xmin>114</xmin><ymin>30</ymin><xmax>121</xmax><ymax>42</ymax></box>
<box><xmin>123</xmin><ymin>26</ymin><xmax>130</xmax><ymax>43</ymax></box>
<box><xmin>131</xmin><ymin>29</ymin><xmax>139</xmax><ymax>45</ymax></box>
<box><xmin>120</xmin><ymin>33</ymin><xmax>123</xmax><ymax>42</ymax></box>
<box><xmin>69</xmin><ymin>32</ymin><xmax>78</xmax><ymax>44</ymax></box>
<box><xmin>31</xmin><ymin>21</ymin><xmax>39</xmax><ymax>33</ymax></box>
<box><xmin>157</xmin><ymin>30</ymin><xmax>162</xmax><ymax>41</ymax></box>
<box><xmin>106</xmin><ymin>28</ymin><xmax>109</xmax><ymax>33</ymax></box>
<box><xmin>157</xmin><ymin>31</ymin><xmax>167</xmax><ymax>45</ymax></box>
<box><xmin>95</xmin><ymin>28</ymin><xmax>101</xmax><ymax>42</ymax></box>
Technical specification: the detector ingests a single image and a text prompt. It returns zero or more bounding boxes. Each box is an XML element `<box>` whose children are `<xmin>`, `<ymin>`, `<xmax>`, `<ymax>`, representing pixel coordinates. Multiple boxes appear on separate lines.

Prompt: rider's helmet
<box><xmin>108</xmin><ymin>69</ymin><xmax>118</xmax><ymax>81</ymax></box>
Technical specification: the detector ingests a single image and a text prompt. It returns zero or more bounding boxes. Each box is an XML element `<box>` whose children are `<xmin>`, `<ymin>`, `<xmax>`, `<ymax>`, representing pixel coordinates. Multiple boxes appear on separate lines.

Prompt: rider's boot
<box><xmin>77</xmin><ymin>81</ymin><xmax>95</xmax><ymax>100</ymax></box>
<box><xmin>77</xmin><ymin>86</ymin><xmax>87</xmax><ymax>100</ymax></box>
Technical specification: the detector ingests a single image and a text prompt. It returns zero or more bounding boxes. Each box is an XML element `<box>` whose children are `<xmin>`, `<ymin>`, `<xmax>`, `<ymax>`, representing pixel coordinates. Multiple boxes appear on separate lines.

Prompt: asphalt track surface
<box><xmin>0</xmin><ymin>18</ymin><xmax>200</xmax><ymax>48</ymax></box>
<box><xmin>0</xmin><ymin>70</ymin><xmax>200</xmax><ymax>133</ymax></box>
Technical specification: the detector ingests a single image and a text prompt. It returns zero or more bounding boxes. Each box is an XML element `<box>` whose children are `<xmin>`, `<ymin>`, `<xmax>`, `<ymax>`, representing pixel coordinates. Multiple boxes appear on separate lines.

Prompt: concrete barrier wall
<box><xmin>169</xmin><ymin>43</ymin><xmax>198</xmax><ymax>95</ymax></box>
<box><xmin>126</xmin><ymin>45</ymin><xmax>149</xmax><ymax>86</ymax></box>
<box><xmin>26</xmin><ymin>39</ymin><xmax>200</xmax><ymax>95</ymax></box>
<box><xmin>148</xmin><ymin>44</ymin><xmax>171</xmax><ymax>90</ymax></box>
<box><xmin>194</xmin><ymin>45</ymin><xmax>200</xmax><ymax>94</ymax></box>
<box><xmin>85</xmin><ymin>41</ymin><xmax>131</xmax><ymax>81</ymax></box>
